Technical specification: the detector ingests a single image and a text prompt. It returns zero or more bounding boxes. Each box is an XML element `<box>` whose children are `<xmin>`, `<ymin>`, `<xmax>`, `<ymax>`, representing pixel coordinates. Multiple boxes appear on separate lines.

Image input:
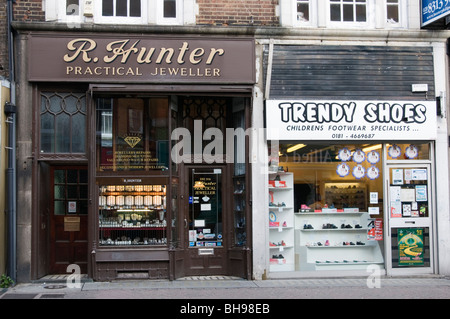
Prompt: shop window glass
<box><xmin>96</xmin><ymin>97</ymin><xmax>169</xmax><ymax>172</ymax></box>
<box><xmin>53</xmin><ymin>168</ymin><xmax>88</xmax><ymax>215</ymax></box>
<box><xmin>297</xmin><ymin>0</ymin><xmax>310</xmax><ymax>22</ymax></box>
<box><xmin>102</xmin><ymin>0</ymin><xmax>141</xmax><ymax>17</ymax></box>
<box><xmin>66</xmin><ymin>0</ymin><xmax>79</xmax><ymax>15</ymax></box>
<box><xmin>271</xmin><ymin>143</ymin><xmax>385</xmax><ymax>272</ymax></box>
<box><xmin>330</xmin><ymin>0</ymin><xmax>367</xmax><ymax>22</ymax></box>
<box><xmin>40</xmin><ymin>92</ymin><xmax>86</xmax><ymax>154</ymax></box>
<box><xmin>386</xmin><ymin>143</ymin><xmax>430</xmax><ymax>161</ymax></box>
<box><xmin>164</xmin><ymin>0</ymin><xmax>177</xmax><ymax>18</ymax></box>
<box><xmin>387</xmin><ymin>0</ymin><xmax>399</xmax><ymax>23</ymax></box>
<box><xmin>98</xmin><ymin>183</ymin><xmax>167</xmax><ymax>246</ymax></box>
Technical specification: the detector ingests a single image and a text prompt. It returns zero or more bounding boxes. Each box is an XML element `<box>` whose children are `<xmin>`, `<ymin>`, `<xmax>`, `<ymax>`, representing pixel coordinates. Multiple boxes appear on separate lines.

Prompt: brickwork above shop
<box><xmin>196</xmin><ymin>0</ymin><xmax>279</xmax><ymax>26</ymax></box>
<box><xmin>13</xmin><ymin>0</ymin><xmax>44</xmax><ymax>22</ymax></box>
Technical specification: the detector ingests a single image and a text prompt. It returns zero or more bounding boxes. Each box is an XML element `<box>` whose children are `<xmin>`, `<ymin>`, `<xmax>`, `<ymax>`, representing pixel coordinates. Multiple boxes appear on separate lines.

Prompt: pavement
<box><xmin>1</xmin><ymin>275</ymin><xmax>450</xmax><ymax>301</ymax></box>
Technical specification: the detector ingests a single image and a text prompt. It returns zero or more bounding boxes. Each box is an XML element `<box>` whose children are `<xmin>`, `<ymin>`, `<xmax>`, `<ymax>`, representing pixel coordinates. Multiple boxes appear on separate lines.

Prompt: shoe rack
<box><xmin>268</xmin><ymin>171</ymin><xmax>295</xmax><ymax>272</ymax></box>
<box><xmin>294</xmin><ymin>211</ymin><xmax>384</xmax><ymax>270</ymax></box>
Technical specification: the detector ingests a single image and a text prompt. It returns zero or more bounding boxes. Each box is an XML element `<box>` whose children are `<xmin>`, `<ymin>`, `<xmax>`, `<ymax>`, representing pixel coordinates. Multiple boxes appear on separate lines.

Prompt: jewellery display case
<box><xmin>268</xmin><ymin>171</ymin><xmax>295</xmax><ymax>272</ymax></box>
<box><xmin>99</xmin><ymin>184</ymin><xmax>167</xmax><ymax>246</ymax></box>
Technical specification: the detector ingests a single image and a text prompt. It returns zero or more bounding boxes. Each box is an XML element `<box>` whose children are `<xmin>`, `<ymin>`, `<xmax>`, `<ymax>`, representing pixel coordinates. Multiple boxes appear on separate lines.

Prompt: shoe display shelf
<box><xmin>268</xmin><ymin>171</ymin><xmax>295</xmax><ymax>272</ymax></box>
<box><xmin>294</xmin><ymin>211</ymin><xmax>384</xmax><ymax>271</ymax></box>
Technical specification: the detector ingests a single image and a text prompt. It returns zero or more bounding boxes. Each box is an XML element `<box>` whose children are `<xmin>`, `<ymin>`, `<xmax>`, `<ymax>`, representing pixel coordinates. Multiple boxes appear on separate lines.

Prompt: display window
<box><xmin>96</xmin><ymin>97</ymin><xmax>169</xmax><ymax>173</ymax></box>
<box><xmin>99</xmin><ymin>183</ymin><xmax>167</xmax><ymax>246</ymax></box>
<box><xmin>268</xmin><ymin>141</ymin><xmax>434</xmax><ymax>273</ymax></box>
<box><xmin>269</xmin><ymin>143</ymin><xmax>385</xmax><ymax>272</ymax></box>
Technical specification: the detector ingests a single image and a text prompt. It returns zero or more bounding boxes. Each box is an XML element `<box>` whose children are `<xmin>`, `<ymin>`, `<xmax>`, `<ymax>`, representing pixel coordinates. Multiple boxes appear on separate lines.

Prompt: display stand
<box><xmin>268</xmin><ymin>171</ymin><xmax>295</xmax><ymax>272</ymax></box>
<box><xmin>294</xmin><ymin>211</ymin><xmax>384</xmax><ymax>270</ymax></box>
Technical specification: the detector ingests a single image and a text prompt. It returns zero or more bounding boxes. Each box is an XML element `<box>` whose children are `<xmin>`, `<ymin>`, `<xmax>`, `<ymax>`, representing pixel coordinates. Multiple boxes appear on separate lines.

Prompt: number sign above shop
<box><xmin>28</xmin><ymin>34</ymin><xmax>255</xmax><ymax>84</ymax></box>
<box><xmin>422</xmin><ymin>0</ymin><xmax>450</xmax><ymax>27</ymax></box>
<box><xmin>265</xmin><ymin>100</ymin><xmax>437</xmax><ymax>141</ymax></box>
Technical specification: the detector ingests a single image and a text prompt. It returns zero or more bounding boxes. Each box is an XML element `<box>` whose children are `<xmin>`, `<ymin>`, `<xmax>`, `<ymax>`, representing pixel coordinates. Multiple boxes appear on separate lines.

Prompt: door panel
<box><xmin>50</xmin><ymin>167</ymin><xmax>88</xmax><ymax>274</ymax></box>
<box><xmin>182</xmin><ymin>166</ymin><xmax>228</xmax><ymax>276</ymax></box>
<box><xmin>386</xmin><ymin>164</ymin><xmax>434</xmax><ymax>274</ymax></box>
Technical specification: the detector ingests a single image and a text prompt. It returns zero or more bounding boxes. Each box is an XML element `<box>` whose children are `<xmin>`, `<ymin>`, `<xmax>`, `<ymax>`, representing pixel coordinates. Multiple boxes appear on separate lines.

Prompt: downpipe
<box><xmin>5</xmin><ymin>0</ymin><xmax>16</xmax><ymax>283</ymax></box>
<box><xmin>4</xmin><ymin>103</ymin><xmax>16</xmax><ymax>283</ymax></box>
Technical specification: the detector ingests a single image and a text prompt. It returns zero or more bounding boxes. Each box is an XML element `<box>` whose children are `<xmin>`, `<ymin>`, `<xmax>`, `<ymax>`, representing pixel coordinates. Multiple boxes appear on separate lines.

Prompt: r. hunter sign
<box><xmin>28</xmin><ymin>34</ymin><xmax>255</xmax><ymax>84</ymax></box>
<box><xmin>265</xmin><ymin>100</ymin><xmax>437</xmax><ymax>141</ymax></box>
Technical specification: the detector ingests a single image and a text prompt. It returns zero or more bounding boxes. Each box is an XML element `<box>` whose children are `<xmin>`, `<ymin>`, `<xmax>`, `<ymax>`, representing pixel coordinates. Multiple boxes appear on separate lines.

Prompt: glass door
<box><xmin>385</xmin><ymin>163</ymin><xmax>435</xmax><ymax>275</ymax></box>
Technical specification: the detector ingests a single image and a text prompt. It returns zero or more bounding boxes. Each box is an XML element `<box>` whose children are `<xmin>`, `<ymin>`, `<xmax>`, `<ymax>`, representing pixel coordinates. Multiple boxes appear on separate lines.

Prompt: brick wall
<box><xmin>0</xmin><ymin>0</ymin><xmax>8</xmax><ymax>78</ymax></box>
<box><xmin>196</xmin><ymin>0</ymin><xmax>279</xmax><ymax>26</ymax></box>
<box><xmin>13</xmin><ymin>0</ymin><xmax>44</xmax><ymax>22</ymax></box>
<box><xmin>8</xmin><ymin>0</ymin><xmax>280</xmax><ymax>26</ymax></box>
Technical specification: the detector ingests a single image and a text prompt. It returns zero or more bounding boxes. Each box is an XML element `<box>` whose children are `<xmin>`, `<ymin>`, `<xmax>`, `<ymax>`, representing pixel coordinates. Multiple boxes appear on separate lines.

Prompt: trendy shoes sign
<box><xmin>265</xmin><ymin>100</ymin><xmax>437</xmax><ymax>141</ymax></box>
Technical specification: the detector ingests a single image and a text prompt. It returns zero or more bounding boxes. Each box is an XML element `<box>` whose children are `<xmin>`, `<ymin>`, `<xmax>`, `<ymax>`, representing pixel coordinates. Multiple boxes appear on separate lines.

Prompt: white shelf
<box><xmin>268</xmin><ymin>172</ymin><xmax>294</xmax><ymax>273</ymax></box>
<box><xmin>295</xmin><ymin>211</ymin><xmax>384</xmax><ymax>271</ymax></box>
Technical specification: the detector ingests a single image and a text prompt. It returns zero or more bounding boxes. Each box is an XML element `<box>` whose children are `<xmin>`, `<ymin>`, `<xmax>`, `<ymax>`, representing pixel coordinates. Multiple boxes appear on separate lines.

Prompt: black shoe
<box><xmin>355</xmin><ymin>224</ymin><xmax>362</xmax><ymax>228</ymax></box>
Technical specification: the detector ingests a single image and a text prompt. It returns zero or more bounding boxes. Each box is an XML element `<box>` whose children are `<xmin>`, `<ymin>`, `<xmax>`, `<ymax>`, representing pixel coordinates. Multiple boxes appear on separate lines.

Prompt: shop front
<box><xmin>262</xmin><ymin>44</ymin><xmax>447</xmax><ymax>278</ymax></box>
<box><xmin>27</xmin><ymin>33</ymin><xmax>255</xmax><ymax>281</ymax></box>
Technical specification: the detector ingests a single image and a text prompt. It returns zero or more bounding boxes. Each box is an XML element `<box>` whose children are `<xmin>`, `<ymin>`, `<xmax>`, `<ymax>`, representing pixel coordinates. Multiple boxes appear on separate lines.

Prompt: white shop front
<box><xmin>264</xmin><ymin>99</ymin><xmax>440</xmax><ymax>277</ymax></box>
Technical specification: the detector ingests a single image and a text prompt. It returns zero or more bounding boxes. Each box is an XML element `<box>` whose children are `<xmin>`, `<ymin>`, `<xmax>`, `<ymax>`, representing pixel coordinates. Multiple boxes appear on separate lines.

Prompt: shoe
<box><xmin>345</xmin><ymin>224</ymin><xmax>353</xmax><ymax>229</ymax></box>
<box><xmin>356</xmin><ymin>241</ymin><xmax>365</xmax><ymax>245</ymax></box>
<box><xmin>269</xmin><ymin>242</ymin><xmax>276</xmax><ymax>247</ymax></box>
<box><xmin>355</xmin><ymin>224</ymin><xmax>362</xmax><ymax>228</ymax></box>
<box><xmin>325</xmin><ymin>240</ymin><xmax>330</xmax><ymax>246</ymax></box>
<box><xmin>282</xmin><ymin>221</ymin><xmax>287</xmax><ymax>227</ymax></box>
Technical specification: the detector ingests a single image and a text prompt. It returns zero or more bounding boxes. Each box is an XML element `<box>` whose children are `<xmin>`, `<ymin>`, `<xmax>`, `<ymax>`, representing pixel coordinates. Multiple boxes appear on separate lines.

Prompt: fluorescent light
<box><xmin>362</xmin><ymin>144</ymin><xmax>382</xmax><ymax>153</ymax></box>
<box><xmin>287</xmin><ymin>144</ymin><xmax>306</xmax><ymax>153</ymax></box>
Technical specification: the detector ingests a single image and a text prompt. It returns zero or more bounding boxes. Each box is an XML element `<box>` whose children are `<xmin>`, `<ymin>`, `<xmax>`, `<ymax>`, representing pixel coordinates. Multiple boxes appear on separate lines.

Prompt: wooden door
<box><xmin>49</xmin><ymin>166</ymin><xmax>89</xmax><ymax>274</ymax></box>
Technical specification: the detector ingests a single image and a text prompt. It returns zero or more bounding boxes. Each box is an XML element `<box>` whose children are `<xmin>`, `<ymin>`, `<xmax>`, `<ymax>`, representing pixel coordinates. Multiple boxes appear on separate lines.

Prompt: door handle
<box><xmin>184</xmin><ymin>219</ymin><xmax>188</xmax><ymax>229</ymax></box>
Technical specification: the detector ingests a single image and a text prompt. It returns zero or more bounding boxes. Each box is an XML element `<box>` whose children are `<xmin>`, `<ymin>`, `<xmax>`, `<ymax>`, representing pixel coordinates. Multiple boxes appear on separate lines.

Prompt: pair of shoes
<box><xmin>272</xmin><ymin>254</ymin><xmax>284</xmax><ymax>259</ymax></box>
<box><xmin>323</xmin><ymin>223</ymin><xmax>337</xmax><ymax>229</ymax></box>
<box><xmin>303</xmin><ymin>224</ymin><xmax>314</xmax><ymax>229</ymax></box>
<box><xmin>341</xmin><ymin>224</ymin><xmax>353</xmax><ymax>229</ymax></box>
<box><xmin>343</xmin><ymin>242</ymin><xmax>355</xmax><ymax>246</ymax></box>
<box><xmin>356</xmin><ymin>241</ymin><xmax>365</xmax><ymax>245</ymax></box>
<box><xmin>300</xmin><ymin>204</ymin><xmax>311</xmax><ymax>211</ymax></box>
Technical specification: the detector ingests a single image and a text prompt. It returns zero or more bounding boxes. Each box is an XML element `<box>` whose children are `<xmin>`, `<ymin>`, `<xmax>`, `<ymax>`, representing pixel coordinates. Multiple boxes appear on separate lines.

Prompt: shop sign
<box><xmin>28</xmin><ymin>34</ymin><xmax>255</xmax><ymax>84</ymax></box>
<box><xmin>398</xmin><ymin>228</ymin><xmax>424</xmax><ymax>267</ymax></box>
<box><xmin>265</xmin><ymin>100</ymin><xmax>437</xmax><ymax>141</ymax></box>
<box><xmin>422</xmin><ymin>0</ymin><xmax>450</xmax><ymax>27</ymax></box>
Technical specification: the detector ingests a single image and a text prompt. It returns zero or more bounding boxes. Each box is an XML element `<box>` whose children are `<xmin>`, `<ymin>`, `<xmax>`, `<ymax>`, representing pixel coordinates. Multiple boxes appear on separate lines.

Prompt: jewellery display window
<box><xmin>99</xmin><ymin>184</ymin><xmax>167</xmax><ymax>246</ymax></box>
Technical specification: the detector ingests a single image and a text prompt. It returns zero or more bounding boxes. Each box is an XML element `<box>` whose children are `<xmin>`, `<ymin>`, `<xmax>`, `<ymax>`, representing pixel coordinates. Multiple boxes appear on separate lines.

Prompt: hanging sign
<box><xmin>265</xmin><ymin>100</ymin><xmax>437</xmax><ymax>141</ymax></box>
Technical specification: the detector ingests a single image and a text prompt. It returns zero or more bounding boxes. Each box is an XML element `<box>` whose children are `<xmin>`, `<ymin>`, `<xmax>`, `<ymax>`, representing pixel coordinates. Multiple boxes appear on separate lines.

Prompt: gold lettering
<box><xmin>177</xmin><ymin>42</ymin><xmax>189</xmax><ymax>64</ymax></box>
<box><xmin>137</xmin><ymin>47</ymin><xmax>156</xmax><ymax>64</ymax></box>
<box><xmin>104</xmin><ymin>40</ymin><xmax>139</xmax><ymax>63</ymax></box>
<box><xmin>189</xmin><ymin>48</ymin><xmax>205</xmax><ymax>65</ymax></box>
<box><xmin>64</xmin><ymin>38</ymin><xmax>97</xmax><ymax>63</ymax></box>
<box><xmin>66</xmin><ymin>66</ymin><xmax>74</xmax><ymax>74</ymax></box>
<box><xmin>206</xmin><ymin>48</ymin><xmax>225</xmax><ymax>65</ymax></box>
<box><xmin>156</xmin><ymin>48</ymin><xmax>175</xmax><ymax>64</ymax></box>
<box><xmin>214</xmin><ymin>69</ymin><xmax>220</xmax><ymax>77</ymax></box>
